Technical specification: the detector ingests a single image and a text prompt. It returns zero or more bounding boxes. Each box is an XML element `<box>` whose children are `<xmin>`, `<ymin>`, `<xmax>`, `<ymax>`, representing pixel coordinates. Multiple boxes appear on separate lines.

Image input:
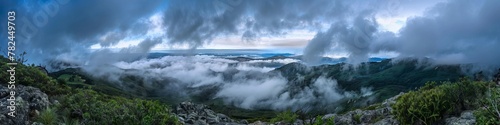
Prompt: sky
<box><xmin>1</xmin><ymin>0</ymin><xmax>500</xmax><ymax>67</ymax></box>
<box><xmin>89</xmin><ymin>0</ymin><xmax>439</xmax><ymax>50</ymax></box>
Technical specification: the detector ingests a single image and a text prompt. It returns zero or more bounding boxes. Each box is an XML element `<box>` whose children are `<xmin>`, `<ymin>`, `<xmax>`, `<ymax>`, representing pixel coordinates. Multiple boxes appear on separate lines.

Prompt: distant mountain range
<box><xmin>149</xmin><ymin>52</ymin><xmax>386</xmax><ymax>65</ymax></box>
<box><xmin>271</xmin><ymin>59</ymin><xmax>463</xmax><ymax>112</ymax></box>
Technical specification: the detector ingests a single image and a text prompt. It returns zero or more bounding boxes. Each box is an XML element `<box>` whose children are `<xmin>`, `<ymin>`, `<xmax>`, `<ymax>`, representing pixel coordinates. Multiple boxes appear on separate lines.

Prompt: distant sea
<box><xmin>147</xmin><ymin>49</ymin><xmax>386</xmax><ymax>65</ymax></box>
<box><xmin>148</xmin><ymin>49</ymin><xmax>295</xmax><ymax>59</ymax></box>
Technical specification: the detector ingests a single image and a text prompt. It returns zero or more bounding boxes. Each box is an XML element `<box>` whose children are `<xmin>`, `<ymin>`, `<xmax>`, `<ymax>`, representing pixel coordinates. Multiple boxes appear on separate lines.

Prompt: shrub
<box><xmin>313</xmin><ymin>115</ymin><xmax>335</xmax><ymax>125</ymax></box>
<box><xmin>326</xmin><ymin>116</ymin><xmax>335</xmax><ymax>125</ymax></box>
<box><xmin>353</xmin><ymin>114</ymin><xmax>362</xmax><ymax>123</ymax></box>
<box><xmin>36</xmin><ymin>107</ymin><xmax>58</xmax><ymax>125</ymax></box>
<box><xmin>474</xmin><ymin>87</ymin><xmax>500</xmax><ymax>124</ymax></box>
<box><xmin>61</xmin><ymin>117</ymin><xmax>80</xmax><ymax>125</ymax></box>
<box><xmin>313</xmin><ymin>116</ymin><xmax>324</xmax><ymax>125</ymax></box>
<box><xmin>392</xmin><ymin>79</ymin><xmax>490</xmax><ymax>124</ymax></box>
<box><xmin>0</xmin><ymin>58</ymin><xmax>70</xmax><ymax>95</ymax></box>
<box><xmin>270</xmin><ymin>110</ymin><xmax>298</xmax><ymax>123</ymax></box>
<box><xmin>60</xmin><ymin>89</ymin><xmax>180</xmax><ymax>125</ymax></box>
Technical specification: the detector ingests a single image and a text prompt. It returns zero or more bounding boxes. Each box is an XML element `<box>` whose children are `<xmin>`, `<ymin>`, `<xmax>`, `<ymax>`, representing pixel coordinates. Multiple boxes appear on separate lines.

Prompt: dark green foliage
<box><xmin>392</xmin><ymin>79</ymin><xmax>491</xmax><ymax>124</ymax></box>
<box><xmin>203</xmin><ymin>99</ymin><xmax>277</xmax><ymax>122</ymax></box>
<box><xmin>270</xmin><ymin>110</ymin><xmax>299</xmax><ymax>123</ymax></box>
<box><xmin>353</xmin><ymin>114</ymin><xmax>362</xmax><ymax>123</ymax></box>
<box><xmin>313</xmin><ymin>116</ymin><xmax>324</xmax><ymax>125</ymax></box>
<box><xmin>313</xmin><ymin>115</ymin><xmax>335</xmax><ymax>125</ymax></box>
<box><xmin>474</xmin><ymin>87</ymin><xmax>500</xmax><ymax>124</ymax></box>
<box><xmin>0</xmin><ymin>58</ymin><xmax>70</xmax><ymax>95</ymax></box>
<box><xmin>36</xmin><ymin>107</ymin><xmax>58</xmax><ymax>125</ymax></box>
<box><xmin>0</xmin><ymin>57</ymin><xmax>180</xmax><ymax>125</ymax></box>
<box><xmin>59</xmin><ymin>89</ymin><xmax>180</xmax><ymax>125</ymax></box>
<box><xmin>362</xmin><ymin>103</ymin><xmax>382</xmax><ymax>111</ymax></box>
<box><xmin>274</xmin><ymin>59</ymin><xmax>463</xmax><ymax>113</ymax></box>
<box><xmin>49</xmin><ymin>68</ymin><xmax>139</xmax><ymax>98</ymax></box>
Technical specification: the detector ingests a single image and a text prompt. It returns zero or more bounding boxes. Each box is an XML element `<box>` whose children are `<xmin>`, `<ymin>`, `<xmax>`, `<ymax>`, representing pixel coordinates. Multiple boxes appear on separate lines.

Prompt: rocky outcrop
<box><xmin>172</xmin><ymin>94</ymin><xmax>404</xmax><ymax>125</ymax></box>
<box><xmin>445</xmin><ymin>111</ymin><xmax>476</xmax><ymax>125</ymax></box>
<box><xmin>320</xmin><ymin>92</ymin><xmax>477</xmax><ymax>125</ymax></box>
<box><xmin>174</xmin><ymin>101</ymin><xmax>246</xmax><ymax>125</ymax></box>
<box><xmin>322</xmin><ymin>93</ymin><xmax>402</xmax><ymax>125</ymax></box>
<box><xmin>0</xmin><ymin>84</ymin><xmax>50</xmax><ymax>125</ymax></box>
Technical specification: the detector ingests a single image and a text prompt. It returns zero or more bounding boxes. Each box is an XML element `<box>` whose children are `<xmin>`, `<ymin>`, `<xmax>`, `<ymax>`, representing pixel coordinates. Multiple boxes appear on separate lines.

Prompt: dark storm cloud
<box><xmin>162</xmin><ymin>0</ymin><xmax>349</xmax><ymax>48</ymax></box>
<box><xmin>304</xmin><ymin>0</ymin><xmax>500</xmax><ymax>68</ymax></box>
<box><xmin>372</xmin><ymin>0</ymin><xmax>500</xmax><ymax>68</ymax></box>
<box><xmin>303</xmin><ymin>11</ymin><xmax>378</xmax><ymax>65</ymax></box>
<box><xmin>2</xmin><ymin>0</ymin><xmax>499</xmax><ymax>69</ymax></box>
<box><xmin>0</xmin><ymin>0</ymin><xmax>163</xmax><ymax>63</ymax></box>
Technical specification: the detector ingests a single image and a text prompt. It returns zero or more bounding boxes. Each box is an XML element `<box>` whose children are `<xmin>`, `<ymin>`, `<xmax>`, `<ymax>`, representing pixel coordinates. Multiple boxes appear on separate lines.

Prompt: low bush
<box><xmin>313</xmin><ymin>115</ymin><xmax>335</xmax><ymax>125</ymax></box>
<box><xmin>0</xmin><ymin>58</ymin><xmax>70</xmax><ymax>95</ymax></box>
<box><xmin>270</xmin><ymin>110</ymin><xmax>298</xmax><ymax>123</ymax></box>
<box><xmin>392</xmin><ymin>78</ymin><xmax>490</xmax><ymax>124</ymax></box>
<box><xmin>36</xmin><ymin>107</ymin><xmax>58</xmax><ymax>125</ymax></box>
<box><xmin>474</xmin><ymin>87</ymin><xmax>500</xmax><ymax>124</ymax></box>
<box><xmin>60</xmin><ymin>89</ymin><xmax>180</xmax><ymax>125</ymax></box>
<box><xmin>353</xmin><ymin>114</ymin><xmax>362</xmax><ymax>123</ymax></box>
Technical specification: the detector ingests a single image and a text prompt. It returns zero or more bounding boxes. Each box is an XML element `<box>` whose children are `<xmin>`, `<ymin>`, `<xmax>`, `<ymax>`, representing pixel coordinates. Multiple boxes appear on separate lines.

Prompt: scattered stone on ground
<box><xmin>0</xmin><ymin>84</ymin><xmax>50</xmax><ymax>125</ymax></box>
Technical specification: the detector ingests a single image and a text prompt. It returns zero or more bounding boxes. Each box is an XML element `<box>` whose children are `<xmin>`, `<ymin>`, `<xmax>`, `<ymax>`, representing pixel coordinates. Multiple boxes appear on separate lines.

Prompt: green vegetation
<box><xmin>313</xmin><ymin>115</ymin><xmax>335</xmax><ymax>125</ymax></box>
<box><xmin>276</xmin><ymin>59</ymin><xmax>463</xmax><ymax>113</ymax></box>
<box><xmin>0</xmin><ymin>57</ymin><xmax>180</xmax><ymax>125</ymax></box>
<box><xmin>36</xmin><ymin>107</ymin><xmax>58</xmax><ymax>125</ymax></box>
<box><xmin>59</xmin><ymin>89</ymin><xmax>180</xmax><ymax>125</ymax></box>
<box><xmin>49</xmin><ymin>68</ymin><xmax>141</xmax><ymax>98</ymax></box>
<box><xmin>353</xmin><ymin>113</ymin><xmax>362</xmax><ymax>123</ymax></box>
<box><xmin>0</xmin><ymin>58</ymin><xmax>70</xmax><ymax>95</ymax></box>
<box><xmin>392</xmin><ymin>79</ymin><xmax>492</xmax><ymax>124</ymax></box>
<box><xmin>202</xmin><ymin>99</ymin><xmax>277</xmax><ymax>122</ymax></box>
<box><xmin>361</xmin><ymin>103</ymin><xmax>382</xmax><ymax>111</ymax></box>
<box><xmin>474</xmin><ymin>87</ymin><xmax>500</xmax><ymax>124</ymax></box>
<box><xmin>270</xmin><ymin>110</ymin><xmax>299</xmax><ymax>123</ymax></box>
<box><xmin>56</xmin><ymin>74</ymin><xmax>88</xmax><ymax>88</ymax></box>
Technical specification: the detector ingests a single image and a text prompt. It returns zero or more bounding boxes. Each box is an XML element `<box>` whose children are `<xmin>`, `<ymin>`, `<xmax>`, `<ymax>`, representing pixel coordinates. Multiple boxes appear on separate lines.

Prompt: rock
<box><xmin>445</xmin><ymin>111</ymin><xmax>476</xmax><ymax>125</ymax></box>
<box><xmin>172</xmin><ymin>91</ymin><xmax>477</xmax><ymax>125</ymax></box>
<box><xmin>248</xmin><ymin>121</ymin><xmax>268</xmax><ymax>125</ymax></box>
<box><xmin>373</xmin><ymin>117</ymin><xmax>399</xmax><ymax>125</ymax></box>
<box><xmin>0</xmin><ymin>84</ymin><xmax>50</xmax><ymax>125</ymax></box>
<box><xmin>322</xmin><ymin>93</ymin><xmax>402</xmax><ymax>125</ymax></box>
<box><xmin>174</xmin><ymin>101</ymin><xmax>244</xmax><ymax>125</ymax></box>
<box><xmin>239</xmin><ymin>119</ymin><xmax>249</xmax><ymax>124</ymax></box>
<box><xmin>31</xmin><ymin>122</ymin><xmax>44</xmax><ymax>125</ymax></box>
<box><xmin>293</xmin><ymin>119</ymin><xmax>304</xmax><ymax>125</ymax></box>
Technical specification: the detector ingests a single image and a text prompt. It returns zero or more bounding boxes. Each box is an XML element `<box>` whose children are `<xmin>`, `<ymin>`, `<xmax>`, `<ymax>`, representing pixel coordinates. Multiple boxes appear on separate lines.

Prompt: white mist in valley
<box><xmin>82</xmin><ymin>55</ymin><xmax>372</xmax><ymax>111</ymax></box>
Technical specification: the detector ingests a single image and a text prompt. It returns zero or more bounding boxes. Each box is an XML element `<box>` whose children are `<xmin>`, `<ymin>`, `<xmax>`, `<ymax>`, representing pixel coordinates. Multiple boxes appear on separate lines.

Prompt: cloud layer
<box><xmin>2</xmin><ymin>0</ymin><xmax>499</xmax><ymax>69</ymax></box>
<box><xmin>84</xmin><ymin>55</ymin><xmax>369</xmax><ymax>111</ymax></box>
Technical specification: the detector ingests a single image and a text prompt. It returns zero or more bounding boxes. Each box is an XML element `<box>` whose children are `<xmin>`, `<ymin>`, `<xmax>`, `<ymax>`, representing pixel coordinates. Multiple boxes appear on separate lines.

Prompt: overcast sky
<box><xmin>1</xmin><ymin>0</ymin><xmax>499</xmax><ymax>66</ymax></box>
